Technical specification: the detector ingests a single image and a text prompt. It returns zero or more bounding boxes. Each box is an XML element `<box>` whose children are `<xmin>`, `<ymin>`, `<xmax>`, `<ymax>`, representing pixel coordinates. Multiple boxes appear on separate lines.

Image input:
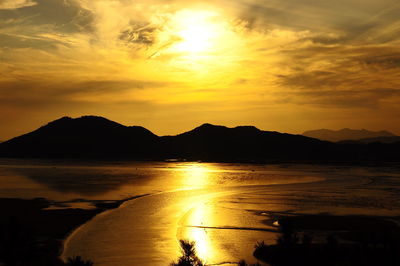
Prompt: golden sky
<box><xmin>0</xmin><ymin>0</ymin><xmax>400</xmax><ymax>139</ymax></box>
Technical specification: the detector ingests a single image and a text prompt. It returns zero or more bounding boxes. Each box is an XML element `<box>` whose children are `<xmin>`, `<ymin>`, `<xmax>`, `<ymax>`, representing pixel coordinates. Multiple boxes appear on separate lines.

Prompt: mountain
<box><xmin>160</xmin><ymin>123</ymin><xmax>335</xmax><ymax>161</ymax></box>
<box><xmin>302</xmin><ymin>128</ymin><xmax>396</xmax><ymax>142</ymax></box>
<box><xmin>0</xmin><ymin>116</ymin><xmax>158</xmax><ymax>158</ymax></box>
<box><xmin>338</xmin><ymin>136</ymin><xmax>400</xmax><ymax>144</ymax></box>
<box><xmin>0</xmin><ymin>116</ymin><xmax>399</xmax><ymax>162</ymax></box>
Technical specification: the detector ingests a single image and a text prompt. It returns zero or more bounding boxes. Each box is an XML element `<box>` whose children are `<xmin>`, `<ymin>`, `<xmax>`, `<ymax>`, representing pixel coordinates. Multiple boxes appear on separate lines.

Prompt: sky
<box><xmin>0</xmin><ymin>0</ymin><xmax>400</xmax><ymax>139</ymax></box>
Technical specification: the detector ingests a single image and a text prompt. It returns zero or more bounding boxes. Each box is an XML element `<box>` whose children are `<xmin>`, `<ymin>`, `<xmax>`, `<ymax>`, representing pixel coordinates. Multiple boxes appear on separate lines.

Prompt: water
<box><xmin>0</xmin><ymin>159</ymin><xmax>400</xmax><ymax>265</ymax></box>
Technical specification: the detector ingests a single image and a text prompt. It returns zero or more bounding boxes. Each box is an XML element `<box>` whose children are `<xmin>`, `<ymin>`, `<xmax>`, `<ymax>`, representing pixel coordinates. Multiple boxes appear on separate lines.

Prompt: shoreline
<box><xmin>1</xmin><ymin>157</ymin><xmax>400</xmax><ymax>167</ymax></box>
<box><xmin>60</xmin><ymin>193</ymin><xmax>151</xmax><ymax>260</ymax></box>
<box><xmin>0</xmin><ymin>195</ymin><xmax>149</xmax><ymax>265</ymax></box>
<box><xmin>255</xmin><ymin>213</ymin><xmax>400</xmax><ymax>265</ymax></box>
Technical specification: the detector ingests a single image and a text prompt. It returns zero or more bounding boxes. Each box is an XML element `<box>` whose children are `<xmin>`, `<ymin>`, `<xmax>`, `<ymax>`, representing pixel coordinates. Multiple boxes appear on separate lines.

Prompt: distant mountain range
<box><xmin>338</xmin><ymin>136</ymin><xmax>400</xmax><ymax>144</ymax></box>
<box><xmin>302</xmin><ymin>128</ymin><xmax>397</xmax><ymax>142</ymax></box>
<box><xmin>0</xmin><ymin>116</ymin><xmax>399</xmax><ymax>163</ymax></box>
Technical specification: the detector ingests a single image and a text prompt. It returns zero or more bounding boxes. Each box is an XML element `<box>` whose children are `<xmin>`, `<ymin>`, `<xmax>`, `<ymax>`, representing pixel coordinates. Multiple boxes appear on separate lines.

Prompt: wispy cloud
<box><xmin>0</xmin><ymin>0</ymin><xmax>37</xmax><ymax>10</ymax></box>
<box><xmin>0</xmin><ymin>0</ymin><xmax>399</xmax><ymax>138</ymax></box>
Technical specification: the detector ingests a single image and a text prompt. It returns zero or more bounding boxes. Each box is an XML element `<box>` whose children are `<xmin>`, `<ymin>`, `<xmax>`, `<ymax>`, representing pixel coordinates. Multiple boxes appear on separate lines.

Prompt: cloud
<box><xmin>0</xmin><ymin>0</ymin><xmax>94</xmax><ymax>37</ymax></box>
<box><xmin>267</xmin><ymin>41</ymin><xmax>400</xmax><ymax>112</ymax></box>
<box><xmin>0</xmin><ymin>0</ymin><xmax>37</xmax><ymax>10</ymax></box>
<box><xmin>0</xmin><ymin>79</ymin><xmax>172</xmax><ymax>106</ymax></box>
<box><xmin>283</xmin><ymin>88</ymin><xmax>400</xmax><ymax>109</ymax></box>
<box><xmin>0</xmin><ymin>0</ymin><xmax>400</xmax><ymax>138</ymax></box>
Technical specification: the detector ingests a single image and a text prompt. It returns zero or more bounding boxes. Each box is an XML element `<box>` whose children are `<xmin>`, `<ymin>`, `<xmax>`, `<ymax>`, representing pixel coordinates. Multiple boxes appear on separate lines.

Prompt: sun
<box><xmin>170</xmin><ymin>10</ymin><xmax>222</xmax><ymax>54</ymax></box>
<box><xmin>153</xmin><ymin>8</ymin><xmax>245</xmax><ymax>77</ymax></box>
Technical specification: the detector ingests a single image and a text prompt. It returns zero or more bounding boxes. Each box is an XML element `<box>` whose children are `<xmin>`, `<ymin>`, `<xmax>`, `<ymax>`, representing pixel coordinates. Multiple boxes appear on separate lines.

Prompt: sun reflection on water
<box><xmin>175</xmin><ymin>163</ymin><xmax>221</xmax><ymax>262</ymax></box>
<box><xmin>189</xmin><ymin>209</ymin><xmax>210</xmax><ymax>260</ymax></box>
<box><xmin>179</xmin><ymin>163</ymin><xmax>214</xmax><ymax>188</ymax></box>
<box><xmin>180</xmin><ymin>202</ymin><xmax>217</xmax><ymax>263</ymax></box>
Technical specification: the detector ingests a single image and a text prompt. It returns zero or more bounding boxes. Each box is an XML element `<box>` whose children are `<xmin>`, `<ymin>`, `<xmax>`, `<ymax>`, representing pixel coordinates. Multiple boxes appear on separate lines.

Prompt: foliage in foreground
<box><xmin>170</xmin><ymin>240</ymin><xmax>261</xmax><ymax>266</ymax></box>
<box><xmin>67</xmin><ymin>256</ymin><xmax>94</xmax><ymax>266</ymax></box>
<box><xmin>170</xmin><ymin>240</ymin><xmax>205</xmax><ymax>266</ymax></box>
<box><xmin>253</xmin><ymin>220</ymin><xmax>400</xmax><ymax>266</ymax></box>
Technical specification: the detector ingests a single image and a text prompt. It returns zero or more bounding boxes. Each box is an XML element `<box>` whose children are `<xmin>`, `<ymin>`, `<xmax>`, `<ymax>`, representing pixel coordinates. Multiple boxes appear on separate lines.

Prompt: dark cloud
<box><xmin>274</xmin><ymin>41</ymin><xmax>400</xmax><ymax>110</ymax></box>
<box><xmin>360</xmin><ymin>54</ymin><xmax>400</xmax><ymax>69</ymax></box>
<box><xmin>0</xmin><ymin>0</ymin><xmax>37</xmax><ymax>10</ymax></box>
<box><xmin>0</xmin><ymin>0</ymin><xmax>94</xmax><ymax>33</ymax></box>
<box><xmin>233</xmin><ymin>0</ymin><xmax>400</xmax><ymax>45</ymax></box>
<box><xmin>119</xmin><ymin>22</ymin><xmax>158</xmax><ymax>46</ymax></box>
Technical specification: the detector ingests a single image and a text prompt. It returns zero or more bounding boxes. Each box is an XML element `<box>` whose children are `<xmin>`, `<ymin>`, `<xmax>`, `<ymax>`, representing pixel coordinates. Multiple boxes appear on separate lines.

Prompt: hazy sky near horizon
<box><xmin>0</xmin><ymin>0</ymin><xmax>400</xmax><ymax>139</ymax></box>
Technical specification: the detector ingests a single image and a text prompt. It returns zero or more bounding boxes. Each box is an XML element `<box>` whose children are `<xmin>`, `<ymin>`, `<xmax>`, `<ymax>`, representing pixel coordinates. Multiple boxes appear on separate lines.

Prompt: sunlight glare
<box><xmin>188</xmin><ymin>206</ymin><xmax>210</xmax><ymax>260</ymax></box>
<box><xmin>170</xmin><ymin>10</ymin><xmax>222</xmax><ymax>54</ymax></box>
<box><xmin>181</xmin><ymin>163</ymin><xmax>211</xmax><ymax>188</ymax></box>
<box><xmin>153</xmin><ymin>8</ymin><xmax>247</xmax><ymax>80</ymax></box>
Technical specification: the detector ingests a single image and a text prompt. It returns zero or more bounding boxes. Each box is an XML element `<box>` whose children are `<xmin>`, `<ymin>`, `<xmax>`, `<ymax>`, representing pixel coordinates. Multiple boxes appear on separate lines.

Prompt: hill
<box><xmin>338</xmin><ymin>136</ymin><xmax>400</xmax><ymax>144</ymax></box>
<box><xmin>0</xmin><ymin>116</ymin><xmax>158</xmax><ymax>158</ymax></box>
<box><xmin>160</xmin><ymin>123</ymin><xmax>335</xmax><ymax>161</ymax></box>
<box><xmin>0</xmin><ymin>116</ymin><xmax>399</xmax><ymax>162</ymax></box>
<box><xmin>303</xmin><ymin>128</ymin><xmax>396</xmax><ymax>142</ymax></box>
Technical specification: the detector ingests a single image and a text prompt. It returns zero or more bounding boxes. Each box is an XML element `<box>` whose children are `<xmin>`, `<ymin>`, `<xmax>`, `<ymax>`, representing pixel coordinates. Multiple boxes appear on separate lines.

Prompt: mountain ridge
<box><xmin>0</xmin><ymin>116</ymin><xmax>158</xmax><ymax>158</ymax></box>
<box><xmin>0</xmin><ymin>116</ymin><xmax>399</xmax><ymax>162</ymax></box>
<box><xmin>338</xmin><ymin>136</ymin><xmax>400</xmax><ymax>144</ymax></box>
<box><xmin>303</xmin><ymin>128</ymin><xmax>396</xmax><ymax>142</ymax></box>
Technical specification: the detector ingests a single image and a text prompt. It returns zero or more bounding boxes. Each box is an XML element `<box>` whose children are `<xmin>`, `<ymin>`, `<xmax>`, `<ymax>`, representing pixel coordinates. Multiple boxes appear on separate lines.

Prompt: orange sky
<box><xmin>0</xmin><ymin>0</ymin><xmax>400</xmax><ymax>140</ymax></box>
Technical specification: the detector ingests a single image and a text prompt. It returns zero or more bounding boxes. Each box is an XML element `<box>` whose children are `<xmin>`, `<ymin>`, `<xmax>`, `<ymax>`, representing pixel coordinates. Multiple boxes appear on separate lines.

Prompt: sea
<box><xmin>0</xmin><ymin>159</ymin><xmax>399</xmax><ymax>265</ymax></box>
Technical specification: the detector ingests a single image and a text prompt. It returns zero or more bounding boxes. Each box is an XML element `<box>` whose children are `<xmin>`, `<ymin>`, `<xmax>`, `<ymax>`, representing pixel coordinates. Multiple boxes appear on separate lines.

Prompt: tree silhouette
<box><xmin>67</xmin><ymin>256</ymin><xmax>94</xmax><ymax>266</ymax></box>
<box><xmin>170</xmin><ymin>240</ymin><xmax>204</xmax><ymax>266</ymax></box>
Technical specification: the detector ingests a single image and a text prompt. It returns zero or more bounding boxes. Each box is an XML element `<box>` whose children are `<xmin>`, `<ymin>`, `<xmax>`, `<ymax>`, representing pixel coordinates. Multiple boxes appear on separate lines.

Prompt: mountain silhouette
<box><xmin>303</xmin><ymin>128</ymin><xmax>396</xmax><ymax>142</ymax></box>
<box><xmin>0</xmin><ymin>116</ymin><xmax>158</xmax><ymax>158</ymax></box>
<box><xmin>160</xmin><ymin>123</ymin><xmax>333</xmax><ymax>161</ymax></box>
<box><xmin>338</xmin><ymin>136</ymin><xmax>400</xmax><ymax>144</ymax></box>
<box><xmin>0</xmin><ymin>116</ymin><xmax>399</xmax><ymax>162</ymax></box>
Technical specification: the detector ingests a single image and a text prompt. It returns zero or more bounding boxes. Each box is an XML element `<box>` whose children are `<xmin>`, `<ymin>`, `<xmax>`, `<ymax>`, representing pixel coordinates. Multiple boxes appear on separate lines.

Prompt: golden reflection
<box><xmin>182</xmin><ymin>202</ymin><xmax>216</xmax><ymax>262</ymax></box>
<box><xmin>189</xmin><ymin>208</ymin><xmax>209</xmax><ymax>259</ymax></box>
<box><xmin>176</xmin><ymin>163</ymin><xmax>219</xmax><ymax>261</ymax></box>
<box><xmin>179</xmin><ymin>163</ymin><xmax>213</xmax><ymax>188</ymax></box>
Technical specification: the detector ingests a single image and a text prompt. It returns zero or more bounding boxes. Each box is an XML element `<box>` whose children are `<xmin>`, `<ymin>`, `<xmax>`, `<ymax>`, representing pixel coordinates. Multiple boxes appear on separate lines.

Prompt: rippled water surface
<box><xmin>1</xmin><ymin>159</ymin><xmax>400</xmax><ymax>265</ymax></box>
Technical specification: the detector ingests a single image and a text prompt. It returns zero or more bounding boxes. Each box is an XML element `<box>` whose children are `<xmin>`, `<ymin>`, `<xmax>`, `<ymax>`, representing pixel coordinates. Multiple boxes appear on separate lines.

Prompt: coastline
<box><xmin>0</xmin><ymin>195</ymin><xmax>149</xmax><ymax>265</ymax></box>
<box><xmin>255</xmin><ymin>213</ymin><xmax>400</xmax><ymax>265</ymax></box>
